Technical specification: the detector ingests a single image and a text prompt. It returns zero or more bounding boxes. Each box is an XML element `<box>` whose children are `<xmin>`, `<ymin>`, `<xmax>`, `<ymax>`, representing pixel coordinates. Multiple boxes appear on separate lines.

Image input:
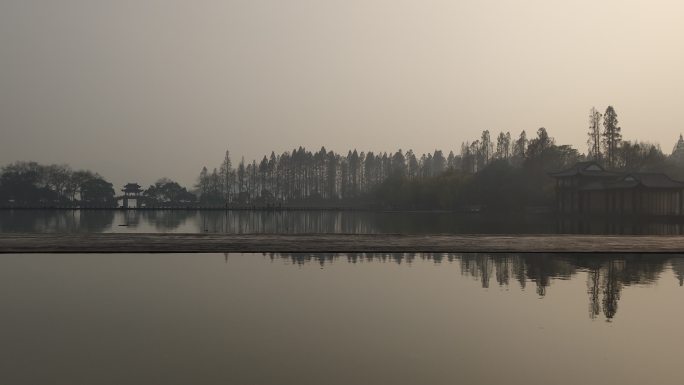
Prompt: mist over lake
<box><xmin>4</xmin><ymin>0</ymin><xmax>684</xmax><ymax>383</ymax></box>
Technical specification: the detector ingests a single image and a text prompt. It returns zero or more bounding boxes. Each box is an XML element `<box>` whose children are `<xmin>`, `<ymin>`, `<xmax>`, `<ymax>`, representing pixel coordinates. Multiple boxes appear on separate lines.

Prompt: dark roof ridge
<box><xmin>549</xmin><ymin>161</ymin><xmax>616</xmax><ymax>177</ymax></box>
<box><xmin>624</xmin><ymin>172</ymin><xmax>684</xmax><ymax>182</ymax></box>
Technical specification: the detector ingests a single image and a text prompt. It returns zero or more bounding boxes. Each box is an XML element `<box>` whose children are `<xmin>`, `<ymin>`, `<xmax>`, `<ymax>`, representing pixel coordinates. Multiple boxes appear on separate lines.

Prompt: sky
<box><xmin>2</xmin><ymin>0</ymin><xmax>684</xmax><ymax>188</ymax></box>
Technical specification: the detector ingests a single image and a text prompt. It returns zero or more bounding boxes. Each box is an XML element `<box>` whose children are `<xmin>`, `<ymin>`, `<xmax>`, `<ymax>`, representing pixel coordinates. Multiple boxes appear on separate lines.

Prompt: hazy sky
<box><xmin>2</xmin><ymin>0</ymin><xmax>684</xmax><ymax>188</ymax></box>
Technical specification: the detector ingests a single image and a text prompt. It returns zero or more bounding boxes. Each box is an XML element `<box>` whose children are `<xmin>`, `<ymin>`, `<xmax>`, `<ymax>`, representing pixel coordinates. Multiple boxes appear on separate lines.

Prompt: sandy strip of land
<box><xmin>0</xmin><ymin>233</ymin><xmax>682</xmax><ymax>254</ymax></box>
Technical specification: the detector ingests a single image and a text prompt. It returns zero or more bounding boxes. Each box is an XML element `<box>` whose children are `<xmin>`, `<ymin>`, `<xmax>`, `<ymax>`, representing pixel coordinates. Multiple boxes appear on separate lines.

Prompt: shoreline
<box><xmin>0</xmin><ymin>206</ymin><xmax>539</xmax><ymax>214</ymax></box>
<box><xmin>3</xmin><ymin>233</ymin><xmax>684</xmax><ymax>254</ymax></box>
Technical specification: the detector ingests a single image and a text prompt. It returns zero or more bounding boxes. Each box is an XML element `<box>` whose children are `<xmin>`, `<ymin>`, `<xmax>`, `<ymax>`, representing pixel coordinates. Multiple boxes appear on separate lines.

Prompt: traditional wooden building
<box><xmin>550</xmin><ymin>162</ymin><xmax>684</xmax><ymax>216</ymax></box>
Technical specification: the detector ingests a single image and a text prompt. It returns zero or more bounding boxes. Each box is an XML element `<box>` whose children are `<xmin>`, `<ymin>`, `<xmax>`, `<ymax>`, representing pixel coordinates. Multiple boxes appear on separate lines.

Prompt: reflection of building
<box><xmin>551</xmin><ymin>162</ymin><xmax>684</xmax><ymax>216</ymax></box>
<box><xmin>121</xmin><ymin>183</ymin><xmax>143</xmax><ymax>208</ymax></box>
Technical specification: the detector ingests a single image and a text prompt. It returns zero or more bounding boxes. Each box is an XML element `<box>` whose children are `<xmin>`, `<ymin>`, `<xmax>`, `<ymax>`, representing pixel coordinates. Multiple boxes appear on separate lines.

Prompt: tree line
<box><xmin>0</xmin><ymin>162</ymin><xmax>198</xmax><ymax>208</ymax></box>
<box><xmin>196</xmin><ymin>105</ymin><xmax>674</xmax><ymax>210</ymax></box>
<box><xmin>585</xmin><ymin>105</ymin><xmax>667</xmax><ymax>170</ymax></box>
<box><xmin>0</xmin><ymin>162</ymin><xmax>117</xmax><ymax>207</ymax></box>
<box><xmin>2</xmin><ymin>105</ymin><xmax>679</xmax><ymax>209</ymax></box>
<box><xmin>195</xmin><ymin>148</ymin><xmax>465</xmax><ymax>206</ymax></box>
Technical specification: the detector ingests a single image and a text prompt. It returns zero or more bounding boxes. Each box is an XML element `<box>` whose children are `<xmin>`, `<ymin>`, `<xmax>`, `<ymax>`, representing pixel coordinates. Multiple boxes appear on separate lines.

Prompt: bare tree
<box><xmin>495</xmin><ymin>132</ymin><xmax>511</xmax><ymax>160</ymax></box>
<box><xmin>587</xmin><ymin>107</ymin><xmax>602</xmax><ymax>161</ymax></box>
<box><xmin>219</xmin><ymin>150</ymin><xmax>233</xmax><ymax>202</ymax></box>
<box><xmin>480</xmin><ymin>130</ymin><xmax>492</xmax><ymax>164</ymax></box>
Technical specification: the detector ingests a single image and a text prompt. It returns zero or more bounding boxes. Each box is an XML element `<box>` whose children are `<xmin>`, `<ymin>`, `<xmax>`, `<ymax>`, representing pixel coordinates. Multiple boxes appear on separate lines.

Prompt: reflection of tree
<box><xmin>78</xmin><ymin>210</ymin><xmax>115</xmax><ymax>232</ymax></box>
<box><xmin>602</xmin><ymin>261</ymin><xmax>621</xmax><ymax>320</ymax></box>
<box><xmin>495</xmin><ymin>257</ymin><xmax>511</xmax><ymax>287</ymax></box>
<box><xmin>0</xmin><ymin>209</ymin><xmax>114</xmax><ymax>232</ymax></box>
<box><xmin>672</xmin><ymin>259</ymin><xmax>684</xmax><ymax>286</ymax></box>
<box><xmin>459</xmin><ymin>254</ymin><xmax>495</xmax><ymax>288</ymax></box>
<box><xmin>587</xmin><ymin>267</ymin><xmax>601</xmax><ymax>319</ymax></box>
<box><xmin>140</xmin><ymin>210</ymin><xmax>194</xmax><ymax>231</ymax></box>
<box><xmin>572</xmin><ymin>255</ymin><xmax>669</xmax><ymax>320</ymax></box>
<box><xmin>266</xmin><ymin>252</ymin><xmax>674</xmax><ymax>321</ymax></box>
<box><xmin>458</xmin><ymin>254</ymin><xmax>575</xmax><ymax>296</ymax></box>
<box><xmin>523</xmin><ymin>255</ymin><xmax>576</xmax><ymax>296</ymax></box>
<box><xmin>122</xmin><ymin>210</ymin><xmax>141</xmax><ymax>227</ymax></box>
<box><xmin>268</xmin><ymin>252</ymin><xmax>337</xmax><ymax>266</ymax></box>
<box><xmin>192</xmin><ymin>210</ymin><xmax>559</xmax><ymax>234</ymax></box>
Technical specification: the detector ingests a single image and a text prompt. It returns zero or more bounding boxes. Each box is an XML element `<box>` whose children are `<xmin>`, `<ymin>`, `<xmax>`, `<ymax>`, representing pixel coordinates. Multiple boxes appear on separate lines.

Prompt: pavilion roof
<box><xmin>122</xmin><ymin>183</ymin><xmax>143</xmax><ymax>192</ymax></box>
<box><xmin>579</xmin><ymin>173</ymin><xmax>684</xmax><ymax>191</ymax></box>
<box><xmin>548</xmin><ymin>161</ymin><xmax>619</xmax><ymax>178</ymax></box>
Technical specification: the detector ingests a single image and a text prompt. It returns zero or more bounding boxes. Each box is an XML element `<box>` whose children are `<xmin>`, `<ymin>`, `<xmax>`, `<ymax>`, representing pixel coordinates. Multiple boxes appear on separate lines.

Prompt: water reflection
<box><xmin>264</xmin><ymin>252</ymin><xmax>683</xmax><ymax>321</ymax></box>
<box><xmin>674</xmin><ymin>258</ymin><xmax>684</xmax><ymax>286</ymax></box>
<box><xmin>5</xmin><ymin>209</ymin><xmax>684</xmax><ymax>234</ymax></box>
<box><xmin>135</xmin><ymin>210</ymin><xmax>194</xmax><ymax>230</ymax></box>
<box><xmin>4</xmin><ymin>252</ymin><xmax>682</xmax><ymax>385</ymax></box>
<box><xmin>0</xmin><ymin>210</ymin><xmax>115</xmax><ymax>233</ymax></box>
<box><xmin>195</xmin><ymin>211</ymin><xmax>555</xmax><ymax>234</ymax></box>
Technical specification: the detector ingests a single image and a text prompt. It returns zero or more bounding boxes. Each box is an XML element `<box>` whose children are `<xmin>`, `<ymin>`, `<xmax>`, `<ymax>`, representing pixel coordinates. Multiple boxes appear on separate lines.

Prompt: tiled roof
<box><xmin>549</xmin><ymin>161</ymin><xmax>620</xmax><ymax>178</ymax></box>
<box><xmin>579</xmin><ymin>173</ymin><xmax>684</xmax><ymax>191</ymax></box>
<box><xmin>122</xmin><ymin>183</ymin><xmax>143</xmax><ymax>192</ymax></box>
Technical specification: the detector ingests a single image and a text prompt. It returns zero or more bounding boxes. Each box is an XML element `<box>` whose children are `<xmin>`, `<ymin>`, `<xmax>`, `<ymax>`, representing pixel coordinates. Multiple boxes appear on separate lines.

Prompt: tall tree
<box><xmin>496</xmin><ymin>132</ymin><xmax>511</xmax><ymax>160</ymax></box>
<box><xmin>259</xmin><ymin>156</ymin><xmax>269</xmax><ymax>197</ymax></box>
<box><xmin>524</xmin><ymin>127</ymin><xmax>554</xmax><ymax>171</ymax></box>
<box><xmin>602</xmin><ymin>106</ymin><xmax>622</xmax><ymax>168</ymax></box>
<box><xmin>432</xmin><ymin>150</ymin><xmax>446</xmax><ymax>175</ymax></box>
<box><xmin>587</xmin><ymin>107</ymin><xmax>602</xmax><ymax>162</ymax></box>
<box><xmin>470</xmin><ymin>140</ymin><xmax>482</xmax><ymax>172</ymax></box>
<box><xmin>391</xmin><ymin>150</ymin><xmax>407</xmax><ymax>178</ymax></box>
<box><xmin>406</xmin><ymin>150</ymin><xmax>418</xmax><ymax>179</ymax></box>
<box><xmin>197</xmin><ymin>166</ymin><xmax>209</xmax><ymax>199</ymax></box>
<box><xmin>507</xmin><ymin>130</ymin><xmax>527</xmax><ymax>167</ymax></box>
<box><xmin>480</xmin><ymin>130</ymin><xmax>492</xmax><ymax>165</ymax></box>
<box><xmin>504</xmin><ymin>132</ymin><xmax>512</xmax><ymax>159</ymax></box>
<box><xmin>447</xmin><ymin>151</ymin><xmax>457</xmax><ymax>170</ymax></box>
<box><xmin>219</xmin><ymin>150</ymin><xmax>233</xmax><ymax>202</ymax></box>
<box><xmin>513</xmin><ymin>130</ymin><xmax>527</xmax><ymax>159</ymax></box>
<box><xmin>460</xmin><ymin>142</ymin><xmax>473</xmax><ymax>173</ymax></box>
<box><xmin>237</xmin><ymin>158</ymin><xmax>246</xmax><ymax>195</ymax></box>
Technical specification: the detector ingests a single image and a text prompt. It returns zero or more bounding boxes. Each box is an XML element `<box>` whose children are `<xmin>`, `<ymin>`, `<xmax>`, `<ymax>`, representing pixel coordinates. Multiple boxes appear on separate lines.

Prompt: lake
<box><xmin>3</xmin><ymin>209</ymin><xmax>684</xmax><ymax>234</ymax></box>
<box><xmin>2</xmin><ymin>210</ymin><xmax>684</xmax><ymax>384</ymax></box>
<box><xmin>1</xmin><ymin>252</ymin><xmax>683</xmax><ymax>385</ymax></box>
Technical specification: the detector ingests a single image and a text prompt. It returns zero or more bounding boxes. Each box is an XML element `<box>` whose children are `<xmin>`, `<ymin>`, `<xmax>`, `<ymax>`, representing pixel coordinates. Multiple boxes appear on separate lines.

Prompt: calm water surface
<box><xmin>3</xmin><ymin>209</ymin><xmax>684</xmax><ymax>234</ymax></box>
<box><xmin>1</xmin><ymin>252</ymin><xmax>683</xmax><ymax>385</ymax></box>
